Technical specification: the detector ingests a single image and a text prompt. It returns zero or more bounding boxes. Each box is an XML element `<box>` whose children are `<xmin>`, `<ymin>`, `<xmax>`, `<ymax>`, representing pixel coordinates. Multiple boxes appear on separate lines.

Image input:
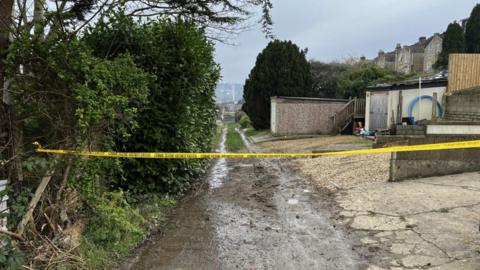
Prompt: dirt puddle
<box><xmin>119</xmin><ymin>128</ymin><xmax>365</xmax><ymax>270</ymax></box>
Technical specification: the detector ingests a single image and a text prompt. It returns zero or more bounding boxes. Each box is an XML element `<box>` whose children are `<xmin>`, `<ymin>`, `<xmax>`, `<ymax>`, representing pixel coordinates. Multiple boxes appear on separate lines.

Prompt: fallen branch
<box><xmin>17</xmin><ymin>168</ymin><xmax>55</xmax><ymax>236</ymax></box>
<box><xmin>56</xmin><ymin>159</ymin><xmax>71</xmax><ymax>202</ymax></box>
<box><xmin>0</xmin><ymin>228</ymin><xmax>24</xmax><ymax>241</ymax></box>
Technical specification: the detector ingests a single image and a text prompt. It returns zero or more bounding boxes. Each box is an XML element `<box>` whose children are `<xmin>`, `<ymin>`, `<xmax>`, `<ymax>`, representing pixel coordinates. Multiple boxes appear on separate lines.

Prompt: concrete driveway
<box><xmin>335</xmin><ymin>172</ymin><xmax>480</xmax><ymax>269</ymax></box>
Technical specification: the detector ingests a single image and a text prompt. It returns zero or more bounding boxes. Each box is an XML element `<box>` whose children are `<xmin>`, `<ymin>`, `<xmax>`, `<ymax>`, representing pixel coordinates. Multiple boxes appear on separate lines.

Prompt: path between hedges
<box><xmin>118</xmin><ymin>128</ymin><xmax>366</xmax><ymax>270</ymax></box>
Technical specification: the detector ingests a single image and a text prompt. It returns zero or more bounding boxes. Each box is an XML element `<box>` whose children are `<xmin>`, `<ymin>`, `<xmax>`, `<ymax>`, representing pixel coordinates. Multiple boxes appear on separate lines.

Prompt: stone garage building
<box><xmin>270</xmin><ymin>96</ymin><xmax>350</xmax><ymax>135</ymax></box>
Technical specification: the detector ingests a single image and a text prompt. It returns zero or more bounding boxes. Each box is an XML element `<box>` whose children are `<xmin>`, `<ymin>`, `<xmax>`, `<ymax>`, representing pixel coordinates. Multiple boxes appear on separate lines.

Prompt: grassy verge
<box><xmin>79</xmin><ymin>193</ymin><xmax>175</xmax><ymax>268</ymax></box>
<box><xmin>244</xmin><ymin>127</ymin><xmax>270</xmax><ymax>138</ymax></box>
<box><xmin>212</xmin><ymin>123</ymin><xmax>224</xmax><ymax>149</ymax></box>
<box><xmin>225</xmin><ymin>121</ymin><xmax>245</xmax><ymax>152</ymax></box>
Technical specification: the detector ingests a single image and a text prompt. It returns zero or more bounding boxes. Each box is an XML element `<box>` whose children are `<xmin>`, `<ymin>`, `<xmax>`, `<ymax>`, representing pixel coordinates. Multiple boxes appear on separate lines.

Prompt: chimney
<box><xmin>419</xmin><ymin>36</ymin><xmax>427</xmax><ymax>43</ymax></box>
<box><xmin>396</xmin><ymin>43</ymin><xmax>401</xmax><ymax>50</ymax></box>
<box><xmin>378</xmin><ymin>49</ymin><xmax>385</xmax><ymax>56</ymax></box>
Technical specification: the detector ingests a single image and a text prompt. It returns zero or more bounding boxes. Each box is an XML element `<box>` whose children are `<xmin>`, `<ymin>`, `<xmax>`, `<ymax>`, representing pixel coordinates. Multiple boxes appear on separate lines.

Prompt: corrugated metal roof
<box><xmin>367</xmin><ymin>77</ymin><xmax>448</xmax><ymax>92</ymax></box>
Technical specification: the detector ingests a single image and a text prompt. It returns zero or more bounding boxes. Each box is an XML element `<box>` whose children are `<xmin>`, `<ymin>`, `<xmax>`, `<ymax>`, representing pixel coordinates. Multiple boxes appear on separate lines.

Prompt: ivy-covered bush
<box><xmin>85</xmin><ymin>15</ymin><xmax>220</xmax><ymax>194</ymax></box>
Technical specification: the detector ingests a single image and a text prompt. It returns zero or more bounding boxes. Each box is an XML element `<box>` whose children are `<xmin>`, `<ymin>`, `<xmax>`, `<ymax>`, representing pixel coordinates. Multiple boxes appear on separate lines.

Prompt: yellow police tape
<box><xmin>32</xmin><ymin>140</ymin><xmax>480</xmax><ymax>159</ymax></box>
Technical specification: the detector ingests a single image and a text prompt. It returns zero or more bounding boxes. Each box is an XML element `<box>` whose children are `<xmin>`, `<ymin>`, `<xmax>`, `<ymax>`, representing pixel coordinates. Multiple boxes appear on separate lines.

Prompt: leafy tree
<box><xmin>466</xmin><ymin>4</ymin><xmax>480</xmax><ymax>53</ymax></box>
<box><xmin>310</xmin><ymin>61</ymin><xmax>348</xmax><ymax>98</ymax></box>
<box><xmin>336</xmin><ymin>63</ymin><xmax>404</xmax><ymax>99</ymax></box>
<box><xmin>243</xmin><ymin>40</ymin><xmax>312</xmax><ymax>129</ymax></box>
<box><xmin>436</xmin><ymin>22</ymin><xmax>465</xmax><ymax>68</ymax></box>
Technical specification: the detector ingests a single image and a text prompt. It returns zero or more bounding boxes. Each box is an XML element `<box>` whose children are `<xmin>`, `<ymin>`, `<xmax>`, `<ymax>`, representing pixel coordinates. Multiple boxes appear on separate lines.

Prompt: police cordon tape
<box><xmin>32</xmin><ymin>140</ymin><xmax>480</xmax><ymax>159</ymax></box>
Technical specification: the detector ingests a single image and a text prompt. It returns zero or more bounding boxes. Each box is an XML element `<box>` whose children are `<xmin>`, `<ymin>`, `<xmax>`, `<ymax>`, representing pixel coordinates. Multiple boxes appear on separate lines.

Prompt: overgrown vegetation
<box><xmin>85</xmin><ymin>14</ymin><xmax>221</xmax><ymax>194</ymax></box>
<box><xmin>336</xmin><ymin>62</ymin><xmax>410</xmax><ymax>98</ymax></box>
<box><xmin>244</xmin><ymin>128</ymin><xmax>270</xmax><ymax>138</ymax></box>
<box><xmin>212</xmin><ymin>124</ymin><xmax>224</xmax><ymax>149</ymax></box>
<box><xmin>238</xmin><ymin>111</ymin><xmax>253</xmax><ymax>129</ymax></box>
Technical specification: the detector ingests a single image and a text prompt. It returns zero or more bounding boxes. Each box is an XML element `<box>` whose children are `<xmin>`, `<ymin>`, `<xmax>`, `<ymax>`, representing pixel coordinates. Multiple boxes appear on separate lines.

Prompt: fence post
<box><xmin>0</xmin><ymin>179</ymin><xmax>7</xmax><ymax>230</ymax></box>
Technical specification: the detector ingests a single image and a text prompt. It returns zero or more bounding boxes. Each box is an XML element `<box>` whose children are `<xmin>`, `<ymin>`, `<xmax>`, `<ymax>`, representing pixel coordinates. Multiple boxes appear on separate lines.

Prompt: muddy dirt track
<box><xmin>119</xmin><ymin>130</ymin><xmax>367</xmax><ymax>270</ymax></box>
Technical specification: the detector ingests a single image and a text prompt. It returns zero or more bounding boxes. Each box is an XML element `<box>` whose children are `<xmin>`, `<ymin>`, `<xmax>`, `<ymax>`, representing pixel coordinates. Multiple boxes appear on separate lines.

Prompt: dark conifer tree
<box><xmin>243</xmin><ymin>40</ymin><xmax>312</xmax><ymax>129</ymax></box>
<box><xmin>436</xmin><ymin>22</ymin><xmax>465</xmax><ymax>68</ymax></box>
<box><xmin>466</xmin><ymin>4</ymin><xmax>480</xmax><ymax>53</ymax></box>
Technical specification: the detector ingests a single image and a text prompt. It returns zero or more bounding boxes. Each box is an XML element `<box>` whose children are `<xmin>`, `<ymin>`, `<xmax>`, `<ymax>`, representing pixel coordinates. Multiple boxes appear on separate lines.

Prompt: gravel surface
<box><xmin>257</xmin><ymin>135</ymin><xmax>389</xmax><ymax>192</ymax></box>
<box><xmin>258</xmin><ymin>135</ymin><xmax>372</xmax><ymax>152</ymax></box>
<box><xmin>292</xmin><ymin>153</ymin><xmax>390</xmax><ymax>192</ymax></box>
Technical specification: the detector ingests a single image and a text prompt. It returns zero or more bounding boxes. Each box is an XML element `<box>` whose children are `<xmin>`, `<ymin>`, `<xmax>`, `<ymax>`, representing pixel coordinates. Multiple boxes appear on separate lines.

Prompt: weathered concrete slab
<box><xmin>338</xmin><ymin>175</ymin><xmax>480</xmax><ymax>216</ymax></box>
<box><xmin>335</xmin><ymin>172</ymin><xmax>480</xmax><ymax>269</ymax></box>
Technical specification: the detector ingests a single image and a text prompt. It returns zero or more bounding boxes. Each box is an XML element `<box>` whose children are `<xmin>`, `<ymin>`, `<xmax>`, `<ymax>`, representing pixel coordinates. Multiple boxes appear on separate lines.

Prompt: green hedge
<box><xmin>85</xmin><ymin>15</ymin><xmax>220</xmax><ymax>194</ymax></box>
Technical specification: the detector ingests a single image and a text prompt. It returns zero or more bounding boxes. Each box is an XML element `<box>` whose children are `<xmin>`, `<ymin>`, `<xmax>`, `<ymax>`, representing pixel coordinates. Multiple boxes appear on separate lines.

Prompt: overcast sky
<box><xmin>215</xmin><ymin>0</ymin><xmax>479</xmax><ymax>84</ymax></box>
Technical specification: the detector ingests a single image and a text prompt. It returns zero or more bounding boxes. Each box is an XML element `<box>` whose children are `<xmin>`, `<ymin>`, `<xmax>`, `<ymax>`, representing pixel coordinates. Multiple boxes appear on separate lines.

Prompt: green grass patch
<box><xmin>244</xmin><ymin>127</ymin><xmax>270</xmax><ymax>138</ymax></box>
<box><xmin>212</xmin><ymin>124</ymin><xmax>223</xmax><ymax>149</ymax></box>
<box><xmin>225</xmin><ymin>121</ymin><xmax>245</xmax><ymax>152</ymax></box>
<box><xmin>79</xmin><ymin>192</ymin><xmax>175</xmax><ymax>269</ymax></box>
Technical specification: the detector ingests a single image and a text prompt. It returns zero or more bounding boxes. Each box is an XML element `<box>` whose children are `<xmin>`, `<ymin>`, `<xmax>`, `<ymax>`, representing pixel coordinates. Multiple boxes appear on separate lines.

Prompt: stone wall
<box><xmin>271</xmin><ymin>97</ymin><xmax>347</xmax><ymax>135</ymax></box>
<box><xmin>395</xmin><ymin>47</ymin><xmax>412</xmax><ymax>74</ymax></box>
<box><xmin>389</xmin><ymin>135</ymin><xmax>480</xmax><ymax>181</ymax></box>
<box><xmin>411</xmin><ymin>52</ymin><xmax>425</xmax><ymax>73</ymax></box>
<box><xmin>424</xmin><ymin>35</ymin><xmax>442</xmax><ymax>73</ymax></box>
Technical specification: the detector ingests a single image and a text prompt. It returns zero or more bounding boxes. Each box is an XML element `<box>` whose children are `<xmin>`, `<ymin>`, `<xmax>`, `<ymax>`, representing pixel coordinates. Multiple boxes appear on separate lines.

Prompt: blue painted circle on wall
<box><xmin>407</xmin><ymin>95</ymin><xmax>443</xmax><ymax>123</ymax></box>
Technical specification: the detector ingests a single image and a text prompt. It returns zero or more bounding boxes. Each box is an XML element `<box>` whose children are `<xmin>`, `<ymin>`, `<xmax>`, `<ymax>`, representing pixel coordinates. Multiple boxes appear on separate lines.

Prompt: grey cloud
<box><xmin>215</xmin><ymin>0</ymin><xmax>479</xmax><ymax>83</ymax></box>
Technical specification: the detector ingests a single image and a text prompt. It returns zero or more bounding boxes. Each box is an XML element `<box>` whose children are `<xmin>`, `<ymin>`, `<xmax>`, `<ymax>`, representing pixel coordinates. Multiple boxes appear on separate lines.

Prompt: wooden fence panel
<box><xmin>448</xmin><ymin>54</ymin><xmax>480</xmax><ymax>93</ymax></box>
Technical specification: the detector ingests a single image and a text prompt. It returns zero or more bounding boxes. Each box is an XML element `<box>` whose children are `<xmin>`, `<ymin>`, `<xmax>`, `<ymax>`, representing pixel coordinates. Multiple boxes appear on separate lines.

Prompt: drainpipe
<box><xmin>418</xmin><ymin>76</ymin><xmax>422</xmax><ymax>123</ymax></box>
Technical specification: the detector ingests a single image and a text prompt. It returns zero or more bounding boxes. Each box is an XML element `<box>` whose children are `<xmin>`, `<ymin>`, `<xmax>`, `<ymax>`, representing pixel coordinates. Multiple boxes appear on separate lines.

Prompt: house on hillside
<box><xmin>376</xmin><ymin>50</ymin><xmax>396</xmax><ymax>70</ymax></box>
<box><xmin>423</xmin><ymin>34</ymin><xmax>443</xmax><ymax>72</ymax></box>
<box><xmin>374</xmin><ymin>34</ymin><xmax>443</xmax><ymax>74</ymax></box>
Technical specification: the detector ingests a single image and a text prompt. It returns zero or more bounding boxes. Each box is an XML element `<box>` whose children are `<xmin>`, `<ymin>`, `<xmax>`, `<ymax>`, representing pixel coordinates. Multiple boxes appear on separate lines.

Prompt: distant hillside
<box><xmin>216</xmin><ymin>83</ymin><xmax>243</xmax><ymax>103</ymax></box>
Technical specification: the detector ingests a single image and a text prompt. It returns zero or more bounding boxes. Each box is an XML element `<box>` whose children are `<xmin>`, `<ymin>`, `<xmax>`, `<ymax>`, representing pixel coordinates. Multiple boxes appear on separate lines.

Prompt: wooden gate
<box><xmin>369</xmin><ymin>92</ymin><xmax>388</xmax><ymax>130</ymax></box>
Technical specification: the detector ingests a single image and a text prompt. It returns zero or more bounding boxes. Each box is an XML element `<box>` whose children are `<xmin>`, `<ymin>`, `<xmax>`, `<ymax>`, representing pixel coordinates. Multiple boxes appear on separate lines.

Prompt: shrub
<box><xmin>81</xmin><ymin>192</ymin><xmax>146</xmax><ymax>267</ymax></box>
<box><xmin>85</xmin><ymin>15</ymin><xmax>220</xmax><ymax>194</ymax></box>
<box><xmin>238</xmin><ymin>113</ymin><xmax>252</xmax><ymax>129</ymax></box>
